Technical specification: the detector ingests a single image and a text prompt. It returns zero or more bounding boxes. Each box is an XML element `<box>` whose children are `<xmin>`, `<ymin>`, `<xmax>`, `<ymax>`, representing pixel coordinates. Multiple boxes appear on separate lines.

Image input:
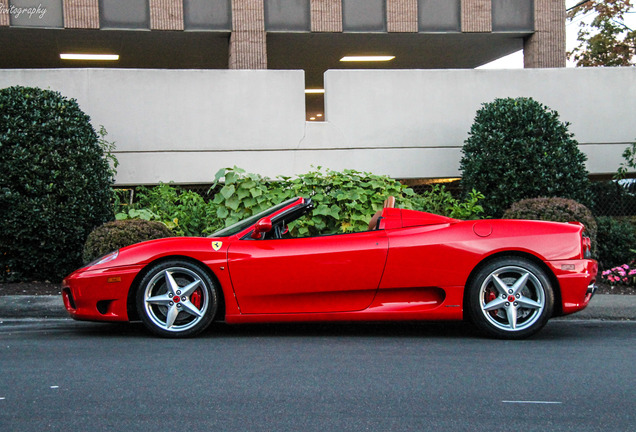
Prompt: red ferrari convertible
<box><xmin>63</xmin><ymin>196</ymin><xmax>597</xmax><ymax>339</ymax></box>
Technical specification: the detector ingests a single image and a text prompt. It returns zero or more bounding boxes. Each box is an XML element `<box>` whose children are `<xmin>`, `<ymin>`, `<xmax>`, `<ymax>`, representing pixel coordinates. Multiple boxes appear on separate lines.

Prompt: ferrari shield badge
<box><xmin>211</xmin><ymin>241</ymin><xmax>223</xmax><ymax>251</ymax></box>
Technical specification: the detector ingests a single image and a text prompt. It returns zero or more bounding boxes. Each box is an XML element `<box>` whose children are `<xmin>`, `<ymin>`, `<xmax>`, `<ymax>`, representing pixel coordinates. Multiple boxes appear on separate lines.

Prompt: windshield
<box><xmin>209</xmin><ymin>198</ymin><xmax>299</xmax><ymax>238</ymax></box>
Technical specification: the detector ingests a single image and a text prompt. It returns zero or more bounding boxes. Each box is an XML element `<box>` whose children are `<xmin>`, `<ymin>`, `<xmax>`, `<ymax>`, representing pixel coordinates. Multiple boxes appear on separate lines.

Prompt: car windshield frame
<box><xmin>209</xmin><ymin>197</ymin><xmax>301</xmax><ymax>238</ymax></box>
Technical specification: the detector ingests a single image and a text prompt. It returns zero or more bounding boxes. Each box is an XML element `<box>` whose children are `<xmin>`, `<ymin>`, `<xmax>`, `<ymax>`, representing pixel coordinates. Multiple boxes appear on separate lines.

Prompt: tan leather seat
<box><xmin>368</xmin><ymin>196</ymin><xmax>396</xmax><ymax>230</ymax></box>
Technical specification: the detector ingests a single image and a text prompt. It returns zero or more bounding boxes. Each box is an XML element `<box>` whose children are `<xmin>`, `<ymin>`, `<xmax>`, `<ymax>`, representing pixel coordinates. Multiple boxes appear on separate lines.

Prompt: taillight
<box><xmin>582</xmin><ymin>236</ymin><xmax>592</xmax><ymax>259</ymax></box>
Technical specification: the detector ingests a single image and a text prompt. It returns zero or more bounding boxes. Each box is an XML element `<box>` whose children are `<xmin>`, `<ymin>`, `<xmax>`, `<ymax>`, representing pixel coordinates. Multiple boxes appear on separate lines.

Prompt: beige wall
<box><xmin>0</xmin><ymin>67</ymin><xmax>634</xmax><ymax>184</ymax></box>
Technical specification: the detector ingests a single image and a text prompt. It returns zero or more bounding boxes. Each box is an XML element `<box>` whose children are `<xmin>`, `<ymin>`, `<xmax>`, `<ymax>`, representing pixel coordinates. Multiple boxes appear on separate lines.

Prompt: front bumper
<box><xmin>62</xmin><ymin>264</ymin><xmax>142</xmax><ymax>322</ymax></box>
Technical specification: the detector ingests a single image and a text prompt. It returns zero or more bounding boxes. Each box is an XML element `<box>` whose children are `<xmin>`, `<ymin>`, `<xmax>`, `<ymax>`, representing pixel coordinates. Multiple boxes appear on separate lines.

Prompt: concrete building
<box><xmin>1</xmin><ymin>1</ymin><xmax>634</xmax><ymax>185</ymax></box>
<box><xmin>1</xmin><ymin>1</ymin><xmax>565</xmax><ymax>118</ymax></box>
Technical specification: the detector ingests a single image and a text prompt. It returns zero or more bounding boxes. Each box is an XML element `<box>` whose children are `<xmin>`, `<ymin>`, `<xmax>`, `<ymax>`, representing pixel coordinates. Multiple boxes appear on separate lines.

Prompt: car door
<box><xmin>227</xmin><ymin>231</ymin><xmax>389</xmax><ymax>314</ymax></box>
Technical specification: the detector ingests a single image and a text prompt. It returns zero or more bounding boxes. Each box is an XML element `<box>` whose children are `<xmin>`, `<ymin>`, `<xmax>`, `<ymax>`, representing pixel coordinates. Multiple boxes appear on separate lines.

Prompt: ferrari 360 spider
<box><xmin>63</xmin><ymin>196</ymin><xmax>597</xmax><ymax>339</ymax></box>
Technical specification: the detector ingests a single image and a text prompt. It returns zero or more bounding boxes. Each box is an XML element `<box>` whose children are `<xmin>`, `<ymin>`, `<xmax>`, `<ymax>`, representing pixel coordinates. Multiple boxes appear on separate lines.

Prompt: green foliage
<box><xmin>0</xmin><ymin>86</ymin><xmax>114</xmax><ymax>282</ymax></box>
<box><xmin>413</xmin><ymin>185</ymin><xmax>484</xmax><ymax>220</ymax></box>
<box><xmin>589</xmin><ymin>180</ymin><xmax>636</xmax><ymax>217</ymax></box>
<box><xmin>460</xmin><ymin>97</ymin><xmax>591</xmax><ymax>217</ymax></box>
<box><xmin>83</xmin><ymin>219</ymin><xmax>174</xmax><ymax>263</ymax></box>
<box><xmin>287</xmin><ymin>167</ymin><xmax>416</xmax><ymax>235</ymax></box>
<box><xmin>116</xmin><ymin>183</ymin><xmax>220</xmax><ymax>236</ymax></box>
<box><xmin>616</xmin><ymin>140</ymin><xmax>636</xmax><ymax>180</ymax></box>
<box><xmin>567</xmin><ymin>0</ymin><xmax>635</xmax><ymax>67</ymax></box>
<box><xmin>211</xmin><ymin>167</ymin><xmax>286</xmax><ymax>229</ymax></box>
<box><xmin>595</xmin><ymin>216</ymin><xmax>636</xmax><ymax>270</ymax></box>
<box><xmin>502</xmin><ymin>197</ymin><xmax>597</xmax><ymax>253</ymax></box>
<box><xmin>113</xmin><ymin>167</ymin><xmax>486</xmax><ymax>238</ymax></box>
<box><xmin>212</xmin><ymin>166</ymin><xmax>415</xmax><ymax>236</ymax></box>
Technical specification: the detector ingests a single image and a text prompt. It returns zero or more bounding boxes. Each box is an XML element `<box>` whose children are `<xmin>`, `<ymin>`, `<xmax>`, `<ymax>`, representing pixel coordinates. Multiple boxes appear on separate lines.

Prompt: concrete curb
<box><xmin>0</xmin><ymin>294</ymin><xmax>635</xmax><ymax>321</ymax></box>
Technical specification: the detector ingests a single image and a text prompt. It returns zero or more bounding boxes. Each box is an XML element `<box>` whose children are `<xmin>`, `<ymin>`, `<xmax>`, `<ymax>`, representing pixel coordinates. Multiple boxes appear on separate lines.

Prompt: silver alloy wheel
<box><xmin>478</xmin><ymin>265</ymin><xmax>545</xmax><ymax>332</ymax></box>
<box><xmin>142</xmin><ymin>266</ymin><xmax>209</xmax><ymax>333</ymax></box>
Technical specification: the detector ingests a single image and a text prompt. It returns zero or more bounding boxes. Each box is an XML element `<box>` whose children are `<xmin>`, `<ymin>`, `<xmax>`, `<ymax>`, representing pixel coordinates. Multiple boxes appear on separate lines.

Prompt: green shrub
<box><xmin>116</xmin><ymin>183</ymin><xmax>220</xmax><ymax>237</ymax></box>
<box><xmin>0</xmin><ymin>86</ymin><xmax>114</xmax><ymax>282</ymax></box>
<box><xmin>502</xmin><ymin>197</ymin><xmax>597</xmax><ymax>251</ymax></box>
<box><xmin>287</xmin><ymin>167</ymin><xmax>416</xmax><ymax>235</ymax></box>
<box><xmin>83</xmin><ymin>219</ymin><xmax>174</xmax><ymax>263</ymax></box>
<box><xmin>211</xmin><ymin>167</ymin><xmax>286</xmax><ymax>229</ymax></box>
<box><xmin>413</xmin><ymin>185</ymin><xmax>484</xmax><ymax>220</ymax></box>
<box><xmin>115</xmin><ymin>168</ymin><xmax>486</xmax><ymax>238</ymax></box>
<box><xmin>616</xmin><ymin>139</ymin><xmax>636</xmax><ymax>179</ymax></box>
<box><xmin>595</xmin><ymin>216</ymin><xmax>636</xmax><ymax>270</ymax></box>
<box><xmin>212</xmin><ymin>167</ymin><xmax>414</xmax><ymax>236</ymax></box>
<box><xmin>589</xmin><ymin>180</ymin><xmax>636</xmax><ymax>217</ymax></box>
<box><xmin>460</xmin><ymin>97</ymin><xmax>591</xmax><ymax>217</ymax></box>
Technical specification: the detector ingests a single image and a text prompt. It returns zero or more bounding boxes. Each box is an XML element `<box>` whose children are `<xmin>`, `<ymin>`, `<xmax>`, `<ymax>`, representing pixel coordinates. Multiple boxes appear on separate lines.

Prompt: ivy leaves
<box><xmin>114</xmin><ymin>166</ymin><xmax>485</xmax><ymax>239</ymax></box>
<box><xmin>212</xmin><ymin>166</ymin><xmax>411</xmax><ymax>236</ymax></box>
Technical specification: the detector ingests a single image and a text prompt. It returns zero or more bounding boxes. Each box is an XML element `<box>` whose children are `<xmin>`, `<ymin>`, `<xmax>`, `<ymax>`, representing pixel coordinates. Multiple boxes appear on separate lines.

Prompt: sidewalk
<box><xmin>0</xmin><ymin>294</ymin><xmax>634</xmax><ymax>320</ymax></box>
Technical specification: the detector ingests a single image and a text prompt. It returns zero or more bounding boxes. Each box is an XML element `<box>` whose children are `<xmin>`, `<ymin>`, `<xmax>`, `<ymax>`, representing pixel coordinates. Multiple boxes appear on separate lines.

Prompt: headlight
<box><xmin>89</xmin><ymin>250</ymin><xmax>119</xmax><ymax>266</ymax></box>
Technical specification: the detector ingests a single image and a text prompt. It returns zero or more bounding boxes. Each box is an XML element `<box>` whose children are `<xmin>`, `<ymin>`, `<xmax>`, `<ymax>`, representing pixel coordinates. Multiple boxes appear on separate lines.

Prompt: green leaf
<box><xmin>216</xmin><ymin>206</ymin><xmax>229</xmax><ymax>219</ymax></box>
<box><xmin>226</xmin><ymin>196</ymin><xmax>240</xmax><ymax>211</ymax></box>
<box><xmin>220</xmin><ymin>184</ymin><xmax>236</xmax><ymax>199</ymax></box>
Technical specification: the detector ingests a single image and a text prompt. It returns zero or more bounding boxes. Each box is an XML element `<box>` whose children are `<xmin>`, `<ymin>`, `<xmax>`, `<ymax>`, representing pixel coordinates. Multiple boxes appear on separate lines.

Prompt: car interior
<box><xmin>245</xmin><ymin>196</ymin><xmax>398</xmax><ymax>240</ymax></box>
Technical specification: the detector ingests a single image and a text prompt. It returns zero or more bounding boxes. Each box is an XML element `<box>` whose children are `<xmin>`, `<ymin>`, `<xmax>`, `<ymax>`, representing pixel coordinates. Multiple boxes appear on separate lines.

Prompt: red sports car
<box><xmin>63</xmin><ymin>196</ymin><xmax>597</xmax><ymax>339</ymax></box>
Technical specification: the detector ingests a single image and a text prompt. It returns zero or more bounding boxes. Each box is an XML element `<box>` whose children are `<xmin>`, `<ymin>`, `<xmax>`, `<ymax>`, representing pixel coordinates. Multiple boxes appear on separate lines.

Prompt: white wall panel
<box><xmin>1</xmin><ymin>67</ymin><xmax>633</xmax><ymax>184</ymax></box>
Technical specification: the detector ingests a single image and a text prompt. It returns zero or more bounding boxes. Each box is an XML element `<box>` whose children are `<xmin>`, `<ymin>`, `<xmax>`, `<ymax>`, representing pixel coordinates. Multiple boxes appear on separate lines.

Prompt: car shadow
<box><xmin>63</xmin><ymin>319</ymin><xmax>476</xmax><ymax>339</ymax></box>
<box><xmin>60</xmin><ymin>318</ymin><xmax>601</xmax><ymax>341</ymax></box>
<box><xmin>204</xmin><ymin>320</ymin><xmax>477</xmax><ymax>339</ymax></box>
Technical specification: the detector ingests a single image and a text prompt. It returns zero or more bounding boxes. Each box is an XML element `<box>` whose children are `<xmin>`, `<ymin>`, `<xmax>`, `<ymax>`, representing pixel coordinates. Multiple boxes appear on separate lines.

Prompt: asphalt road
<box><xmin>1</xmin><ymin>319</ymin><xmax>634</xmax><ymax>432</ymax></box>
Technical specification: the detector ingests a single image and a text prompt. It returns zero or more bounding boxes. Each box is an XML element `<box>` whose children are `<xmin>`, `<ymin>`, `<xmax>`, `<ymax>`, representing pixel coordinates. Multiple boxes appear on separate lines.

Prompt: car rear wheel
<box><xmin>467</xmin><ymin>257</ymin><xmax>554</xmax><ymax>339</ymax></box>
<box><xmin>136</xmin><ymin>260</ymin><xmax>218</xmax><ymax>338</ymax></box>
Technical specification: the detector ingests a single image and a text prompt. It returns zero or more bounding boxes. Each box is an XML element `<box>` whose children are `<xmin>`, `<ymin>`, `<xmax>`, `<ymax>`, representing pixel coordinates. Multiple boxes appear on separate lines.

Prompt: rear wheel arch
<box><xmin>463</xmin><ymin>251</ymin><xmax>562</xmax><ymax>321</ymax></box>
<box><xmin>126</xmin><ymin>255</ymin><xmax>226</xmax><ymax>322</ymax></box>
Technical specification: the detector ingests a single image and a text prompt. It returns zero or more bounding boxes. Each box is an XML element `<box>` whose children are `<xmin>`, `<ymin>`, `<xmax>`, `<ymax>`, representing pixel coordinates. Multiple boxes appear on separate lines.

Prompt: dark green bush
<box><xmin>589</xmin><ymin>180</ymin><xmax>636</xmax><ymax>217</ymax></box>
<box><xmin>503</xmin><ymin>197</ymin><xmax>597</xmax><ymax>251</ymax></box>
<box><xmin>0</xmin><ymin>86</ymin><xmax>114</xmax><ymax>282</ymax></box>
<box><xmin>460</xmin><ymin>97</ymin><xmax>591</xmax><ymax>217</ymax></box>
<box><xmin>595</xmin><ymin>216</ymin><xmax>636</xmax><ymax>270</ymax></box>
<box><xmin>83</xmin><ymin>219</ymin><xmax>174</xmax><ymax>263</ymax></box>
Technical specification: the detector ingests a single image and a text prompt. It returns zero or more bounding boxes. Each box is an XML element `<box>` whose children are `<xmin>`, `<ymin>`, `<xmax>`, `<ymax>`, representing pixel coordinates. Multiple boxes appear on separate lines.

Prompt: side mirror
<box><xmin>251</xmin><ymin>217</ymin><xmax>273</xmax><ymax>239</ymax></box>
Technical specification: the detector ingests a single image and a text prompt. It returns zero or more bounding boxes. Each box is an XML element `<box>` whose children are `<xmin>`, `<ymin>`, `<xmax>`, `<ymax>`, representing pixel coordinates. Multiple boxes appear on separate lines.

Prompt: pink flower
<box><xmin>623</xmin><ymin>264</ymin><xmax>630</xmax><ymax>269</ymax></box>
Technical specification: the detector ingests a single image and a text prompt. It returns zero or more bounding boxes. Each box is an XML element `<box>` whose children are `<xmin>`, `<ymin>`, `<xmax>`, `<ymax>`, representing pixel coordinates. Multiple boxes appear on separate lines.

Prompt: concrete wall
<box><xmin>0</xmin><ymin>67</ymin><xmax>634</xmax><ymax>184</ymax></box>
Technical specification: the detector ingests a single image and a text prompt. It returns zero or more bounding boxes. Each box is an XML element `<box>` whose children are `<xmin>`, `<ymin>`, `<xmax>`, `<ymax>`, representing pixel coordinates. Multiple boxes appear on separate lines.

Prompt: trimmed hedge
<box><xmin>83</xmin><ymin>219</ymin><xmax>174</xmax><ymax>263</ymax></box>
<box><xmin>460</xmin><ymin>97</ymin><xmax>591</xmax><ymax>217</ymax></box>
<box><xmin>503</xmin><ymin>197</ymin><xmax>597</xmax><ymax>251</ymax></box>
<box><xmin>0</xmin><ymin>86</ymin><xmax>114</xmax><ymax>282</ymax></box>
<box><xmin>595</xmin><ymin>216</ymin><xmax>636</xmax><ymax>270</ymax></box>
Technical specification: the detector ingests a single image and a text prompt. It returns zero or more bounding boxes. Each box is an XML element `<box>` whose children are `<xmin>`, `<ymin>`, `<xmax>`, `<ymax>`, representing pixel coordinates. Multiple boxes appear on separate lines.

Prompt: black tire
<box><xmin>467</xmin><ymin>257</ymin><xmax>554</xmax><ymax>339</ymax></box>
<box><xmin>136</xmin><ymin>260</ymin><xmax>219</xmax><ymax>338</ymax></box>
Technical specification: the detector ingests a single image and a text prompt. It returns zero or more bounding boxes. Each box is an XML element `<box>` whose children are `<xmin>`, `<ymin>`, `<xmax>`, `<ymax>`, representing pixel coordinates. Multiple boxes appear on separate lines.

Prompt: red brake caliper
<box><xmin>487</xmin><ymin>290</ymin><xmax>498</xmax><ymax>317</ymax></box>
<box><xmin>191</xmin><ymin>288</ymin><xmax>202</xmax><ymax>309</ymax></box>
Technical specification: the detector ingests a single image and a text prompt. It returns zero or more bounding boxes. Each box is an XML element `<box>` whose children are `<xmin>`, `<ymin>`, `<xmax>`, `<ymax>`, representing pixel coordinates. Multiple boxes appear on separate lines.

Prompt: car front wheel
<box><xmin>136</xmin><ymin>260</ymin><xmax>218</xmax><ymax>338</ymax></box>
<box><xmin>467</xmin><ymin>257</ymin><xmax>554</xmax><ymax>339</ymax></box>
